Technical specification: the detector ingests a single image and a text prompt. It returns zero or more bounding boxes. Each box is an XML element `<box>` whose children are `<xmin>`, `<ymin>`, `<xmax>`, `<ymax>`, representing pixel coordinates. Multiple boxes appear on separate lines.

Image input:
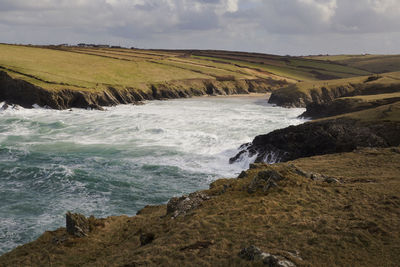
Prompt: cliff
<box><xmin>268</xmin><ymin>74</ymin><xmax>400</xmax><ymax>108</ymax></box>
<box><xmin>230</xmin><ymin>102</ymin><xmax>400</xmax><ymax>164</ymax></box>
<box><xmin>0</xmin><ymin>71</ymin><xmax>281</xmax><ymax>110</ymax></box>
<box><xmin>300</xmin><ymin>93</ymin><xmax>400</xmax><ymax>119</ymax></box>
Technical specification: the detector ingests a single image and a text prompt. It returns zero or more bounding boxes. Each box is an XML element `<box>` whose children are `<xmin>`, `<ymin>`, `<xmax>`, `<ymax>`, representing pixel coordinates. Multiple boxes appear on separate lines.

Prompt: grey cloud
<box><xmin>0</xmin><ymin>0</ymin><xmax>399</xmax><ymax>54</ymax></box>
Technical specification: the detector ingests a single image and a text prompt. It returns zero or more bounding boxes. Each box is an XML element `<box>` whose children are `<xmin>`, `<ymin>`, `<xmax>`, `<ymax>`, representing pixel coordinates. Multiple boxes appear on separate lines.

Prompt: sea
<box><xmin>0</xmin><ymin>96</ymin><xmax>305</xmax><ymax>254</ymax></box>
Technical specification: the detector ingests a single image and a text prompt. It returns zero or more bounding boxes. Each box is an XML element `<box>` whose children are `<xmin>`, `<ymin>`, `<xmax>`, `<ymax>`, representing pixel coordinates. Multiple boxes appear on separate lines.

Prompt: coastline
<box><xmin>0</xmin><ymin>70</ymin><xmax>278</xmax><ymax>110</ymax></box>
<box><xmin>2</xmin><ymin>146</ymin><xmax>399</xmax><ymax>266</ymax></box>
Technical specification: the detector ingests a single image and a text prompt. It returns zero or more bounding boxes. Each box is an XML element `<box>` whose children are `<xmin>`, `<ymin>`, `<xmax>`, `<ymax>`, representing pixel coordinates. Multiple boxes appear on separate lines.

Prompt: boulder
<box><xmin>238</xmin><ymin>171</ymin><xmax>247</xmax><ymax>179</ymax></box>
<box><xmin>238</xmin><ymin>245</ymin><xmax>296</xmax><ymax>267</ymax></box>
<box><xmin>324</xmin><ymin>177</ymin><xmax>341</xmax><ymax>184</ymax></box>
<box><xmin>166</xmin><ymin>192</ymin><xmax>210</xmax><ymax>218</ymax></box>
<box><xmin>66</xmin><ymin>212</ymin><xmax>90</xmax><ymax>237</ymax></box>
<box><xmin>248</xmin><ymin>169</ymin><xmax>284</xmax><ymax>193</ymax></box>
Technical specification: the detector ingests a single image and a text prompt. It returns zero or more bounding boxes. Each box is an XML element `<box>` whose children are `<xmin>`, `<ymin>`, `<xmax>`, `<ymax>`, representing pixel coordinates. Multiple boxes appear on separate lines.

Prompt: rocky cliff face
<box><xmin>268</xmin><ymin>82</ymin><xmax>400</xmax><ymax>108</ymax></box>
<box><xmin>268</xmin><ymin>85</ymin><xmax>353</xmax><ymax>108</ymax></box>
<box><xmin>230</xmin><ymin>118</ymin><xmax>400</xmax><ymax>164</ymax></box>
<box><xmin>300</xmin><ymin>96</ymin><xmax>400</xmax><ymax>119</ymax></box>
<box><xmin>0</xmin><ymin>71</ymin><xmax>281</xmax><ymax>109</ymax></box>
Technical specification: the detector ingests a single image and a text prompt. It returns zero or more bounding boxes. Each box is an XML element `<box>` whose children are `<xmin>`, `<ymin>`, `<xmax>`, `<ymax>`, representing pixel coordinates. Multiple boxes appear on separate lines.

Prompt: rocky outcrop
<box><xmin>269</xmin><ymin>82</ymin><xmax>400</xmax><ymax>108</ymax></box>
<box><xmin>66</xmin><ymin>212</ymin><xmax>90</xmax><ymax>237</ymax></box>
<box><xmin>166</xmin><ymin>192</ymin><xmax>210</xmax><ymax>218</ymax></box>
<box><xmin>247</xmin><ymin>169</ymin><xmax>284</xmax><ymax>193</ymax></box>
<box><xmin>300</xmin><ymin>97</ymin><xmax>400</xmax><ymax>119</ymax></box>
<box><xmin>230</xmin><ymin>118</ymin><xmax>400</xmax><ymax>164</ymax></box>
<box><xmin>268</xmin><ymin>84</ymin><xmax>354</xmax><ymax>108</ymax></box>
<box><xmin>238</xmin><ymin>245</ymin><xmax>296</xmax><ymax>266</ymax></box>
<box><xmin>0</xmin><ymin>70</ymin><xmax>280</xmax><ymax>110</ymax></box>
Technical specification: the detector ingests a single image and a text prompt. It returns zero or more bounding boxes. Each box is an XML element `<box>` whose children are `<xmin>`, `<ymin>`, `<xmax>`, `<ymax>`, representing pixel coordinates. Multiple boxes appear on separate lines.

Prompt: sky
<box><xmin>0</xmin><ymin>0</ymin><xmax>399</xmax><ymax>55</ymax></box>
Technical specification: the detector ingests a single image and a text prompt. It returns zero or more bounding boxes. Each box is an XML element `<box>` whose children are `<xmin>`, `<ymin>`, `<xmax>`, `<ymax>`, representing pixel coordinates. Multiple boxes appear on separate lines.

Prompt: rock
<box><xmin>140</xmin><ymin>233</ymin><xmax>155</xmax><ymax>246</ymax></box>
<box><xmin>289</xmin><ymin>165</ymin><xmax>311</xmax><ymax>179</ymax></box>
<box><xmin>310</xmin><ymin>173</ymin><xmax>324</xmax><ymax>181</ymax></box>
<box><xmin>248</xmin><ymin>169</ymin><xmax>284</xmax><ymax>193</ymax></box>
<box><xmin>258</xmin><ymin>170</ymin><xmax>284</xmax><ymax>181</ymax></box>
<box><xmin>238</xmin><ymin>246</ymin><xmax>296</xmax><ymax>266</ymax></box>
<box><xmin>238</xmin><ymin>171</ymin><xmax>247</xmax><ymax>179</ymax></box>
<box><xmin>238</xmin><ymin>245</ymin><xmax>265</xmax><ymax>261</ymax></box>
<box><xmin>286</xmin><ymin>250</ymin><xmax>303</xmax><ymax>261</ymax></box>
<box><xmin>0</xmin><ymin>102</ymin><xmax>9</xmax><ymax>111</ymax></box>
<box><xmin>324</xmin><ymin>177</ymin><xmax>341</xmax><ymax>184</ymax></box>
<box><xmin>166</xmin><ymin>192</ymin><xmax>210</xmax><ymax>218</ymax></box>
<box><xmin>230</xmin><ymin>118</ymin><xmax>400</xmax><ymax>164</ymax></box>
<box><xmin>263</xmin><ymin>256</ymin><xmax>296</xmax><ymax>267</ymax></box>
<box><xmin>66</xmin><ymin>212</ymin><xmax>90</xmax><ymax>237</ymax></box>
<box><xmin>300</xmin><ymin>96</ymin><xmax>400</xmax><ymax>120</ymax></box>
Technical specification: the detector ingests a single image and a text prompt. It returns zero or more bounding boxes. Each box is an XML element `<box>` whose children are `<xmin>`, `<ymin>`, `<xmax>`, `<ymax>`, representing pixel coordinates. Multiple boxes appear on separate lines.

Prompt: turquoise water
<box><xmin>0</xmin><ymin>96</ymin><xmax>305</xmax><ymax>254</ymax></box>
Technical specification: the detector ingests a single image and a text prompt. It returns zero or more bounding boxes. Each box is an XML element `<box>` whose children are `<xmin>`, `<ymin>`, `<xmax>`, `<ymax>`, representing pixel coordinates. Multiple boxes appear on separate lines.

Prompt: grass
<box><xmin>340</xmin><ymin>92</ymin><xmax>400</xmax><ymax>101</ymax></box>
<box><xmin>333</xmin><ymin>101</ymin><xmax>400</xmax><ymax>122</ymax></box>
<box><xmin>305</xmin><ymin>54</ymin><xmax>400</xmax><ymax>74</ymax></box>
<box><xmin>269</xmin><ymin>71</ymin><xmax>400</xmax><ymax>107</ymax></box>
<box><xmin>1</xmin><ymin>147</ymin><xmax>399</xmax><ymax>266</ymax></box>
<box><xmin>0</xmin><ymin>44</ymin><xmax>281</xmax><ymax>94</ymax></box>
<box><xmin>1</xmin><ymin>44</ymin><xmax>399</xmax><ymax>98</ymax></box>
<box><xmin>191</xmin><ymin>51</ymin><xmax>371</xmax><ymax>81</ymax></box>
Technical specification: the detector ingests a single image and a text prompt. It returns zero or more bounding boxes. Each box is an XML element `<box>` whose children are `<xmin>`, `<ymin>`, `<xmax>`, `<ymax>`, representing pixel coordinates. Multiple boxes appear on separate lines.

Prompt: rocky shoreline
<box><xmin>1</xmin><ymin>65</ymin><xmax>400</xmax><ymax>265</ymax></box>
<box><xmin>230</xmin><ymin>116</ymin><xmax>400</xmax><ymax>164</ymax></box>
<box><xmin>1</xmin><ymin>147</ymin><xmax>399</xmax><ymax>266</ymax></box>
<box><xmin>0</xmin><ymin>70</ymin><xmax>284</xmax><ymax>110</ymax></box>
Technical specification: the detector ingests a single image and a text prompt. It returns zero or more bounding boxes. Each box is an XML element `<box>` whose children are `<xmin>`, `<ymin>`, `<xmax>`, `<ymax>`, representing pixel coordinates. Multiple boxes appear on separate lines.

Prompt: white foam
<box><xmin>0</xmin><ymin>97</ymin><xmax>307</xmax><ymax>254</ymax></box>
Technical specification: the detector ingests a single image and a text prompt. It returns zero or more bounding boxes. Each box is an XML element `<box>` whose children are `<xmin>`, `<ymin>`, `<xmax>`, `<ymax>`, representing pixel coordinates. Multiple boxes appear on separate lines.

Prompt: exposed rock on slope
<box><xmin>0</xmin><ymin>71</ymin><xmax>281</xmax><ymax>109</ymax></box>
<box><xmin>230</xmin><ymin>115</ymin><xmax>400</xmax><ymax>164</ymax></box>
<box><xmin>268</xmin><ymin>78</ymin><xmax>400</xmax><ymax>108</ymax></box>
<box><xmin>300</xmin><ymin>95</ymin><xmax>400</xmax><ymax>119</ymax></box>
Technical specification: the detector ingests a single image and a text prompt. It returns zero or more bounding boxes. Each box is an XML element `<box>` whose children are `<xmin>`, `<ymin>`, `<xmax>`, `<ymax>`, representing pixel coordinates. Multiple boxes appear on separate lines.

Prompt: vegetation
<box><xmin>334</xmin><ymin>100</ymin><xmax>400</xmax><ymax>122</ymax></box>
<box><xmin>268</xmin><ymin>72</ymin><xmax>400</xmax><ymax>107</ymax></box>
<box><xmin>1</xmin><ymin>146</ymin><xmax>399</xmax><ymax>266</ymax></box>
<box><xmin>305</xmin><ymin>54</ymin><xmax>400</xmax><ymax>73</ymax></box>
<box><xmin>1</xmin><ymin>44</ymin><xmax>400</xmax><ymax>266</ymax></box>
<box><xmin>191</xmin><ymin>50</ymin><xmax>371</xmax><ymax>81</ymax></box>
<box><xmin>1</xmin><ymin>44</ymin><xmax>388</xmax><ymax>96</ymax></box>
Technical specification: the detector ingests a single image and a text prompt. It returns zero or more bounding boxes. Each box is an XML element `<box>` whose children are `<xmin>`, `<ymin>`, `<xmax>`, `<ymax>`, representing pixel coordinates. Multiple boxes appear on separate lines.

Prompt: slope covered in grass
<box><xmin>1</xmin><ymin>147</ymin><xmax>399</xmax><ymax>266</ymax></box>
<box><xmin>306</xmin><ymin>54</ymin><xmax>400</xmax><ymax>74</ymax></box>
<box><xmin>190</xmin><ymin>50</ymin><xmax>371</xmax><ymax>81</ymax></box>
<box><xmin>269</xmin><ymin>72</ymin><xmax>400</xmax><ymax>107</ymax></box>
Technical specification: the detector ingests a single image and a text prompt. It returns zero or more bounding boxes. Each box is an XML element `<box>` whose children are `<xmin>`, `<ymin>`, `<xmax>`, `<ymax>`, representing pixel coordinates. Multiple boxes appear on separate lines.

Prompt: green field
<box><xmin>2</xmin><ymin>44</ymin><xmax>394</xmax><ymax>95</ymax></box>
<box><xmin>305</xmin><ymin>54</ymin><xmax>400</xmax><ymax>73</ymax></box>
<box><xmin>190</xmin><ymin>50</ymin><xmax>371</xmax><ymax>81</ymax></box>
<box><xmin>1</xmin><ymin>43</ymin><xmax>400</xmax><ymax>110</ymax></box>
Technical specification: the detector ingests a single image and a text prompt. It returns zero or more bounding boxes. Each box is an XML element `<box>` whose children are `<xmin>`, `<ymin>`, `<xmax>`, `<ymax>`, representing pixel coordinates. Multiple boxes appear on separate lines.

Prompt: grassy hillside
<box><xmin>300</xmin><ymin>91</ymin><xmax>400</xmax><ymax>119</ymax></box>
<box><xmin>1</xmin><ymin>146</ymin><xmax>399</xmax><ymax>266</ymax></box>
<box><xmin>190</xmin><ymin>50</ymin><xmax>371</xmax><ymax>81</ymax></box>
<box><xmin>0</xmin><ymin>44</ymin><xmax>381</xmax><ymax>94</ymax></box>
<box><xmin>269</xmin><ymin>72</ymin><xmax>400</xmax><ymax>107</ymax></box>
<box><xmin>305</xmin><ymin>54</ymin><xmax>400</xmax><ymax>74</ymax></box>
<box><xmin>334</xmin><ymin>99</ymin><xmax>400</xmax><ymax>122</ymax></box>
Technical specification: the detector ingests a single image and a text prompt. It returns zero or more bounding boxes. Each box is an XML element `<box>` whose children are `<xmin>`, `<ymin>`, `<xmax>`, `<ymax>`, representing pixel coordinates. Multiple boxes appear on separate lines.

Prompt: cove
<box><xmin>0</xmin><ymin>96</ymin><xmax>305</xmax><ymax>254</ymax></box>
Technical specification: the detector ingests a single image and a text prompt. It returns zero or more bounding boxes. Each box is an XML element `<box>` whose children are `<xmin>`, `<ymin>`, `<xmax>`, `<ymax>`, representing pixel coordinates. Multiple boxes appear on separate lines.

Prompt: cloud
<box><xmin>0</xmin><ymin>0</ymin><xmax>399</xmax><ymax>54</ymax></box>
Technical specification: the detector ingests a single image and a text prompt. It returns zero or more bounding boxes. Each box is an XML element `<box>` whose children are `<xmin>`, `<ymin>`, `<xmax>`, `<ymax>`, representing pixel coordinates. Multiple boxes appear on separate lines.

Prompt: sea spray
<box><xmin>0</xmin><ymin>96</ymin><xmax>305</xmax><ymax>254</ymax></box>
